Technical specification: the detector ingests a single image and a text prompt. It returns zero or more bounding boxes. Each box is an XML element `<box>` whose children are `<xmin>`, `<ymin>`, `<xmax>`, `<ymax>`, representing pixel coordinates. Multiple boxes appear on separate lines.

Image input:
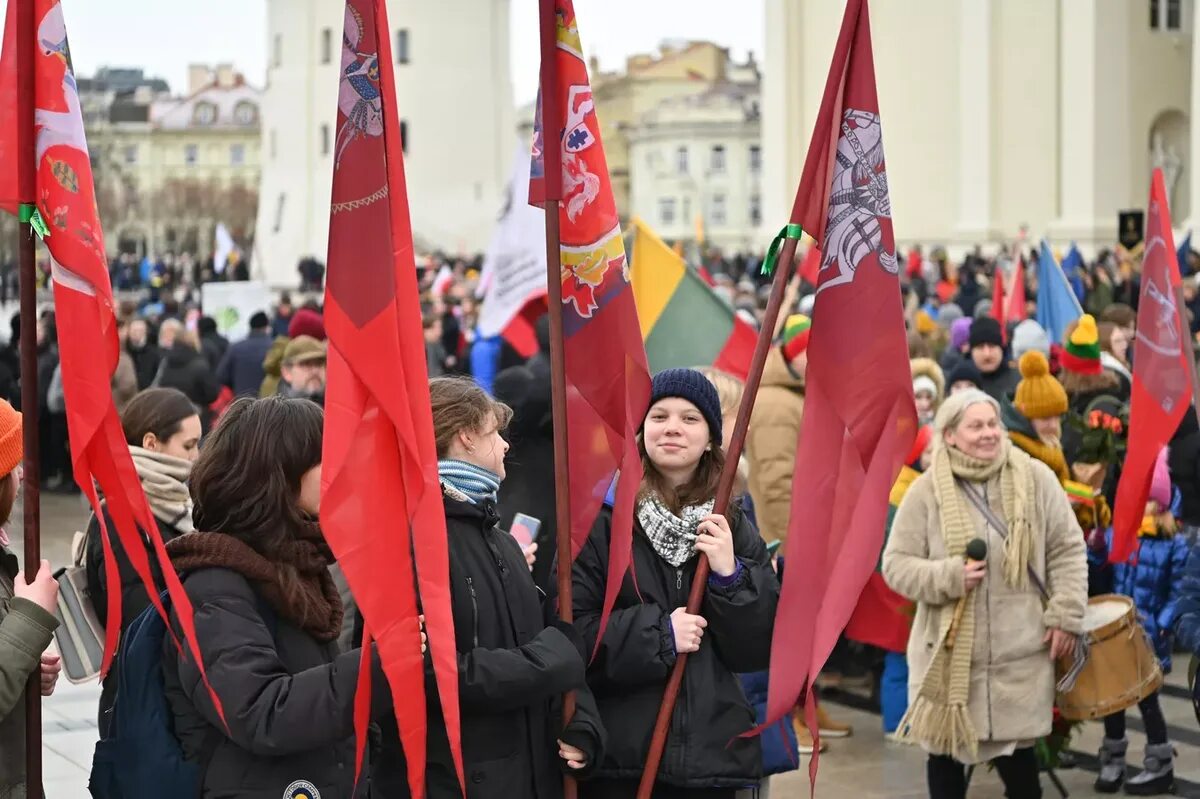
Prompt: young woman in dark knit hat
<box><xmin>572</xmin><ymin>368</ymin><xmax>780</xmax><ymax>798</ymax></box>
<box><xmin>160</xmin><ymin>396</ymin><xmax>388</xmax><ymax>798</ymax></box>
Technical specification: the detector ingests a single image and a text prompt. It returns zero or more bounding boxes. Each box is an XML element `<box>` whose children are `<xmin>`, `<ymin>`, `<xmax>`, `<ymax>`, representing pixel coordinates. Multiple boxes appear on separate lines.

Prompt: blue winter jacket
<box><xmin>737</xmin><ymin>669</ymin><xmax>799</xmax><ymax>777</ymax></box>
<box><xmin>1174</xmin><ymin>538</ymin><xmax>1200</xmax><ymax>656</ymax></box>
<box><xmin>1092</xmin><ymin>529</ymin><xmax>1191</xmax><ymax>673</ymax></box>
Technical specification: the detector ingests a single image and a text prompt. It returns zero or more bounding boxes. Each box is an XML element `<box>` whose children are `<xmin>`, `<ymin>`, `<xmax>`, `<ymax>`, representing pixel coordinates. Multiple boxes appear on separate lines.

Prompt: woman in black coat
<box><xmin>374</xmin><ymin>377</ymin><xmax>604</xmax><ymax>798</ymax></box>
<box><xmin>161</xmin><ymin>396</ymin><xmax>389</xmax><ymax>798</ymax></box>
<box><xmin>155</xmin><ymin>324</ymin><xmax>219</xmax><ymax>431</ymax></box>
<box><xmin>572</xmin><ymin>368</ymin><xmax>780</xmax><ymax>799</ymax></box>
<box><xmin>85</xmin><ymin>388</ymin><xmax>203</xmax><ymax>732</ymax></box>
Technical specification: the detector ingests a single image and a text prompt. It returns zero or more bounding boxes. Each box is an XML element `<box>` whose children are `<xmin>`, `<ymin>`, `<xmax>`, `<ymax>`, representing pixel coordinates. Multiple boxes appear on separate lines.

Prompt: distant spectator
<box><xmin>125</xmin><ymin>318</ymin><xmax>162</xmax><ymax>391</ymax></box>
<box><xmin>423</xmin><ymin>314</ymin><xmax>446</xmax><ymax>378</ymax></box>
<box><xmin>217</xmin><ymin>311</ymin><xmax>275</xmax><ymax>398</ymax></box>
<box><xmin>272</xmin><ymin>293</ymin><xmax>295</xmax><ymax>339</ymax></box>
<box><xmin>277</xmin><ymin>336</ymin><xmax>327</xmax><ymax>406</ymax></box>
<box><xmin>287</xmin><ymin>307</ymin><xmax>326</xmax><ymax>341</ymax></box>
<box><xmin>156</xmin><ymin>325</ymin><xmax>220</xmax><ymax>431</ymax></box>
<box><xmin>197</xmin><ymin>316</ymin><xmax>229</xmax><ymax>372</ymax></box>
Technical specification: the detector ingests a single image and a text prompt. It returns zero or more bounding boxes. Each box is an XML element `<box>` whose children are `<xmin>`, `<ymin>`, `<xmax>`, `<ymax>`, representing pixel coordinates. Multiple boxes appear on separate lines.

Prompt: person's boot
<box><xmin>791</xmin><ymin>712</ymin><xmax>827</xmax><ymax>755</ymax></box>
<box><xmin>1094</xmin><ymin>738</ymin><xmax>1128</xmax><ymax>793</ymax></box>
<box><xmin>1124</xmin><ymin>743</ymin><xmax>1175</xmax><ymax>796</ymax></box>
<box><xmin>815</xmin><ymin>703</ymin><xmax>853</xmax><ymax>738</ymax></box>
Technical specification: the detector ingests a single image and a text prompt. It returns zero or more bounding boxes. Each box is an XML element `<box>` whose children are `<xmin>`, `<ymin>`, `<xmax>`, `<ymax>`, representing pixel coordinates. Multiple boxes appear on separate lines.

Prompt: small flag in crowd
<box><xmin>630</xmin><ymin>217</ymin><xmax>756</xmax><ymax>380</ymax></box>
<box><xmin>1007</xmin><ymin>253</ymin><xmax>1027</xmax><ymax>323</ymax></box>
<box><xmin>759</xmin><ymin>0</ymin><xmax>917</xmax><ymax>781</ymax></box>
<box><xmin>0</xmin><ymin>0</ymin><xmax>223</xmax><ymax>718</ymax></box>
<box><xmin>1111</xmin><ymin>169</ymin><xmax>1195</xmax><ymax>563</ymax></box>
<box><xmin>1035</xmin><ymin>241</ymin><xmax>1083</xmax><ymax>346</ymax></box>
<box><xmin>529</xmin><ymin>0</ymin><xmax>651</xmax><ymax>643</ymax></box>
<box><xmin>321</xmin><ymin>0</ymin><xmax>462</xmax><ymax>792</ymax></box>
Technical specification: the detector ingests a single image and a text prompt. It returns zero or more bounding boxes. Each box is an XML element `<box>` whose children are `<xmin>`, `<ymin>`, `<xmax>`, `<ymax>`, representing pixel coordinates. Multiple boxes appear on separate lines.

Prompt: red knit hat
<box><xmin>0</xmin><ymin>401</ymin><xmax>22</xmax><ymax>477</ymax></box>
<box><xmin>288</xmin><ymin>308</ymin><xmax>326</xmax><ymax>341</ymax></box>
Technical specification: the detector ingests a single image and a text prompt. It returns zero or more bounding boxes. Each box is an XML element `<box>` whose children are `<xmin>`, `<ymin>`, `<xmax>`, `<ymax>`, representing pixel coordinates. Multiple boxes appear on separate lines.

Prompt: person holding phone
<box><xmin>0</xmin><ymin>399</ymin><xmax>62</xmax><ymax>797</ymax></box>
<box><xmin>373</xmin><ymin>376</ymin><xmax>604</xmax><ymax>798</ymax></box>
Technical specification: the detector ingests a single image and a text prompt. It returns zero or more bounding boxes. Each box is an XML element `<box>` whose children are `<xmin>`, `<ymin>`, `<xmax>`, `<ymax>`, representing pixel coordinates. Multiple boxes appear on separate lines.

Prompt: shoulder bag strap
<box><xmin>954</xmin><ymin>478</ymin><xmax>1050</xmax><ymax>602</ymax></box>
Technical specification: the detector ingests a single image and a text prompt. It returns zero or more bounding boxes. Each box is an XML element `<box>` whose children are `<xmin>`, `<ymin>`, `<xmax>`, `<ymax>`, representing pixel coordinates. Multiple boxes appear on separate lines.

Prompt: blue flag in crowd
<box><xmin>1061</xmin><ymin>243</ymin><xmax>1086</xmax><ymax>303</ymax></box>
<box><xmin>1035</xmin><ymin>241</ymin><xmax>1083</xmax><ymax>346</ymax></box>
<box><xmin>1178</xmin><ymin>231</ymin><xmax>1193</xmax><ymax>276</ymax></box>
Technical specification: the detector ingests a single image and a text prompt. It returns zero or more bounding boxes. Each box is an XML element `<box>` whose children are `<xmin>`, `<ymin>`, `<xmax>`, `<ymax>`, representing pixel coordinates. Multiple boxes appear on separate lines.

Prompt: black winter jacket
<box><xmin>157</xmin><ymin>342</ymin><xmax>219</xmax><ymax>428</ymax></box>
<box><xmin>374</xmin><ymin>490</ymin><xmax>604</xmax><ymax>799</ymax></box>
<box><xmin>572</xmin><ymin>503</ymin><xmax>779</xmax><ymax>790</ymax></box>
<box><xmin>163</xmin><ymin>567</ymin><xmax>387</xmax><ymax>799</ymax></box>
<box><xmin>1169</xmin><ymin>408</ymin><xmax>1200</xmax><ymax>526</ymax></box>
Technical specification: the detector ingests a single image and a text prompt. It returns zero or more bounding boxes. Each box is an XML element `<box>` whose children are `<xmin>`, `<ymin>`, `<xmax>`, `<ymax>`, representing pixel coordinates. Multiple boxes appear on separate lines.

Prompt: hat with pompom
<box><xmin>1014</xmin><ymin>350</ymin><xmax>1068</xmax><ymax>419</ymax></box>
<box><xmin>1061</xmin><ymin>314</ymin><xmax>1103</xmax><ymax>375</ymax></box>
<box><xmin>781</xmin><ymin>314</ymin><xmax>811</xmax><ymax>362</ymax></box>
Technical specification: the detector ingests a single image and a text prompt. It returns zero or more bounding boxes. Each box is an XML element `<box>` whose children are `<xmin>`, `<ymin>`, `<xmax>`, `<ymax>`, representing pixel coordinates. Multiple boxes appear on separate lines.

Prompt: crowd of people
<box><xmin>0</xmin><ymin>241</ymin><xmax>1198</xmax><ymax>798</ymax></box>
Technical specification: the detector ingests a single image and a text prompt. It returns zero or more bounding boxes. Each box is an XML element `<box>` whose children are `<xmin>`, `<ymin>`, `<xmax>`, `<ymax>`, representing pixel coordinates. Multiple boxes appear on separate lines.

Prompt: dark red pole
<box><xmin>16</xmin><ymin>0</ymin><xmax>44</xmax><ymax>795</ymax></box>
<box><xmin>538</xmin><ymin>2</ymin><xmax>576</xmax><ymax>797</ymax></box>
<box><xmin>637</xmin><ymin>238</ymin><xmax>800</xmax><ymax>798</ymax></box>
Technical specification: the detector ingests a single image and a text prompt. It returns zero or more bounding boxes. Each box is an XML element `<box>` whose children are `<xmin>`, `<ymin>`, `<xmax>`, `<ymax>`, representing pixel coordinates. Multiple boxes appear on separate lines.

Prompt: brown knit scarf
<box><xmin>166</xmin><ymin>522</ymin><xmax>343</xmax><ymax>642</ymax></box>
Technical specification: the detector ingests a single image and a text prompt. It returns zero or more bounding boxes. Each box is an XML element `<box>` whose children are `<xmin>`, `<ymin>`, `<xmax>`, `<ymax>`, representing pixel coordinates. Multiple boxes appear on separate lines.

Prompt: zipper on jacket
<box><xmin>465</xmin><ymin>577</ymin><xmax>479</xmax><ymax>648</ymax></box>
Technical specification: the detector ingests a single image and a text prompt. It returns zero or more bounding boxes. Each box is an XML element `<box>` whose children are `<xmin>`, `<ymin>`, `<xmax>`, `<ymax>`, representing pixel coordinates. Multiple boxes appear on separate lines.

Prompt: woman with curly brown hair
<box><xmin>160</xmin><ymin>395</ymin><xmax>387</xmax><ymax>798</ymax></box>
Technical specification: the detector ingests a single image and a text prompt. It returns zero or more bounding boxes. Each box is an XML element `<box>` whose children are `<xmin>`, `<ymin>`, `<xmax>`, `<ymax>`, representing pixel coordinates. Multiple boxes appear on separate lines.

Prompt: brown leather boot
<box><xmin>815</xmin><ymin>703</ymin><xmax>853</xmax><ymax>738</ymax></box>
<box><xmin>792</xmin><ymin>711</ymin><xmax>828</xmax><ymax>755</ymax></box>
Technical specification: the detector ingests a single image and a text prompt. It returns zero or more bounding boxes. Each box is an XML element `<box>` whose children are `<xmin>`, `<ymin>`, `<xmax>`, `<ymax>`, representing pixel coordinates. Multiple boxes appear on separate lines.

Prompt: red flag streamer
<box><xmin>0</xmin><ymin>0</ymin><xmax>224</xmax><ymax>725</ymax></box>
<box><xmin>320</xmin><ymin>2</ymin><xmax>463</xmax><ymax>795</ymax></box>
<box><xmin>1007</xmin><ymin>254</ymin><xmax>1027</xmax><ymax>322</ymax></box>
<box><xmin>1111</xmin><ymin>169</ymin><xmax>1194</xmax><ymax>563</ymax></box>
<box><xmin>757</xmin><ymin>0</ymin><xmax>917</xmax><ymax>786</ymax></box>
<box><xmin>529</xmin><ymin>0</ymin><xmax>651</xmax><ymax>647</ymax></box>
<box><xmin>990</xmin><ymin>263</ymin><xmax>1007</xmax><ymax>333</ymax></box>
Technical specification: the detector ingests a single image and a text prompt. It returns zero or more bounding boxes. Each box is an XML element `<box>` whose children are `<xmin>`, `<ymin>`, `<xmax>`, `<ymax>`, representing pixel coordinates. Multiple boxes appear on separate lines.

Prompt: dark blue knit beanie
<box><xmin>647</xmin><ymin>368</ymin><xmax>723</xmax><ymax>444</ymax></box>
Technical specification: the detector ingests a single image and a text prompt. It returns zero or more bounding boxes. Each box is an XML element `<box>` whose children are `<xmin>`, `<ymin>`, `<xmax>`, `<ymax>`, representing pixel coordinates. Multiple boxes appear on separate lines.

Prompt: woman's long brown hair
<box><xmin>637</xmin><ymin>429</ymin><xmax>726</xmax><ymax>516</ymax></box>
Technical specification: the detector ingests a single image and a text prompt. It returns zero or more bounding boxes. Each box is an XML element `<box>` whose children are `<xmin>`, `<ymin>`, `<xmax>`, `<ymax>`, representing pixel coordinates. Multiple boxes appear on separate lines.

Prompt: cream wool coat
<box><xmin>882</xmin><ymin>458</ymin><xmax>1087</xmax><ymax>760</ymax></box>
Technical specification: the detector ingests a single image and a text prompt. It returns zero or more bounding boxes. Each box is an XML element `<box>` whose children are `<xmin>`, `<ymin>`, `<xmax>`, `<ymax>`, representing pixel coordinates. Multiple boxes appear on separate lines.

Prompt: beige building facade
<box><xmin>763</xmin><ymin>0</ymin><xmax>1193</xmax><ymax>257</ymax></box>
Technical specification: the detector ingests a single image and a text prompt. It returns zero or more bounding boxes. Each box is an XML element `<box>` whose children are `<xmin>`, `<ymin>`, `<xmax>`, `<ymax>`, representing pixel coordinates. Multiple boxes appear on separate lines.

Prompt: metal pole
<box><xmin>538</xmin><ymin>2</ymin><xmax>576</xmax><ymax>797</ymax></box>
<box><xmin>637</xmin><ymin>237</ymin><xmax>800</xmax><ymax>798</ymax></box>
<box><xmin>16</xmin><ymin>0</ymin><xmax>43</xmax><ymax>793</ymax></box>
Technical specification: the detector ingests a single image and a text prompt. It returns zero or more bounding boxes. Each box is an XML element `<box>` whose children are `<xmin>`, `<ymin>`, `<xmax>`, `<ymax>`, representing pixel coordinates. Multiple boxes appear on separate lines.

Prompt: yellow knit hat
<box><xmin>1014</xmin><ymin>351</ymin><xmax>1068</xmax><ymax>419</ymax></box>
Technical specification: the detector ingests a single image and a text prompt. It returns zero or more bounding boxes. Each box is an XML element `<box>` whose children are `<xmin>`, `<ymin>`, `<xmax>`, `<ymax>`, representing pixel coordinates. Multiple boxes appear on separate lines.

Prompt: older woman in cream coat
<box><xmin>883</xmin><ymin>389</ymin><xmax>1087</xmax><ymax>799</ymax></box>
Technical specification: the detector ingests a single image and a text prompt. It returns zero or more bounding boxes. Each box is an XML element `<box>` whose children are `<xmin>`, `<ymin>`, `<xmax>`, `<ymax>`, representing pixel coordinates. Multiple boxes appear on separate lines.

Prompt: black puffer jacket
<box><xmin>374</xmin><ymin>490</ymin><xmax>604</xmax><ymax>799</ymax></box>
<box><xmin>157</xmin><ymin>342</ymin><xmax>219</xmax><ymax>428</ymax></box>
<box><xmin>1169</xmin><ymin>407</ymin><xmax>1200</xmax><ymax>526</ymax></box>
<box><xmin>163</xmin><ymin>567</ymin><xmax>386</xmax><ymax>798</ymax></box>
<box><xmin>572</xmin><ymin>502</ymin><xmax>779</xmax><ymax>790</ymax></box>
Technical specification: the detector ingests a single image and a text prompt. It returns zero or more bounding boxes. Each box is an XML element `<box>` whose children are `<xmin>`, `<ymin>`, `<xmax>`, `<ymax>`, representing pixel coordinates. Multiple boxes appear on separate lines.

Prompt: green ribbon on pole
<box><xmin>760</xmin><ymin>223</ymin><xmax>803</xmax><ymax>277</ymax></box>
<box><xmin>17</xmin><ymin>203</ymin><xmax>49</xmax><ymax>240</ymax></box>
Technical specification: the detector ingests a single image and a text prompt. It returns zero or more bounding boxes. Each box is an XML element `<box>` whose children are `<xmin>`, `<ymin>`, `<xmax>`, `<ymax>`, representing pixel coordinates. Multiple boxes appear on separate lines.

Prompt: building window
<box><xmin>231</xmin><ymin>144</ymin><xmax>245</xmax><ymax>166</ymax></box>
<box><xmin>676</xmin><ymin>146</ymin><xmax>688</xmax><ymax>175</ymax></box>
<box><xmin>193</xmin><ymin>102</ymin><xmax>216</xmax><ymax>126</ymax></box>
<box><xmin>123</xmin><ymin>145</ymin><xmax>137</xmax><ymax>165</ymax></box>
<box><xmin>321</xmin><ymin>28</ymin><xmax>332</xmax><ymax>64</ymax></box>
<box><xmin>710</xmin><ymin>145</ymin><xmax>725</xmax><ymax>173</ymax></box>
<box><xmin>749</xmin><ymin>195</ymin><xmax>762</xmax><ymax>226</ymax></box>
<box><xmin>400</xmin><ymin>120</ymin><xmax>409</xmax><ymax>153</ymax></box>
<box><xmin>1151</xmin><ymin>0</ymin><xmax>1183</xmax><ymax>29</ymax></box>
<box><xmin>184</xmin><ymin>144</ymin><xmax>198</xmax><ymax>165</ymax></box>
<box><xmin>711</xmin><ymin>193</ymin><xmax>726</xmax><ymax>225</ymax></box>
<box><xmin>749</xmin><ymin>145</ymin><xmax>761</xmax><ymax>172</ymax></box>
<box><xmin>273</xmin><ymin>193</ymin><xmax>286</xmax><ymax>233</ymax></box>
<box><xmin>273</xmin><ymin>34</ymin><xmax>282</xmax><ymax>67</ymax></box>
<box><xmin>321</xmin><ymin>124</ymin><xmax>330</xmax><ymax>156</ymax></box>
<box><xmin>659</xmin><ymin>197</ymin><xmax>677</xmax><ymax>225</ymax></box>
<box><xmin>234</xmin><ymin>102</ymin><xmax>257</xmax><ymax>125</ymax></box>
<box><xmin>396</xmin><ymin>29</ymin><xmax>410</xmax><ymax>64</ymax></box>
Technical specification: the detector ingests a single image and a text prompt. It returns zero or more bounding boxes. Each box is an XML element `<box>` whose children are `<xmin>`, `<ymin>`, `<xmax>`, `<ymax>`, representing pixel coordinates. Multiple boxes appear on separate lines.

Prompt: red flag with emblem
<box><xmin>529</xmin><ymin>0</ymin><xmax>651</xmax><ymax>643</ymax></box>
<box><xmin>758</xmin><ymin>0</ymin><xmax>917</xmax><ymax>781</ymax></box>
<box><xmin>1111</xmin><ymin>169</ymin><xmax>1194</xmax><ymax>563</ymax></box>
<box><xmin>0</xmin><ymin>0</ymin><xmax>224</xmax><ymax>720</ymax></box>
<box><xmin>990</xmin><ymin>265</ymin><xmax>1007</xmax><ymax>332</ymax></box>
<box><xmin>321</xmin><ymin>1</ymin><xmax>462</xmax><ymax>794</ymax></box>
<box><xmin>1006</xmin><ymin>254</ymin><xmax>1027</xmax><ymax>322</ymax></box>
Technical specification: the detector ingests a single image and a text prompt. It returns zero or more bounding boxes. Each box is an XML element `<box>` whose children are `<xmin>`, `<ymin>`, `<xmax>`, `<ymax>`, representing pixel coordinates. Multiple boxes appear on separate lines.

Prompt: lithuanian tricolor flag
<box><xmin>630</xmin><ymin>217</ymin><xmax>756</xmax><ymax>379</ymax></box>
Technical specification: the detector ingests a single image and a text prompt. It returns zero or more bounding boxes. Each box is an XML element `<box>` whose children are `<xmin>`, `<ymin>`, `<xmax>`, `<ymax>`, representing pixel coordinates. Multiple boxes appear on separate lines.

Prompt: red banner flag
<box><xmin>0</xmin><ymin>0</ymin><xmax>223</xmax><ymax>719</ymax></box>
<box><xmin>1007</xmin><ymin>254</ymin><xmax>1027</xmax><ymax>322</ymax></box>
<box><xmin>529</xmin><ymin>0</ymin><xmax>651</xmax><ymax>640</ymax></box>
<box><xmin>760</xmin><ymin>0</ymin><xmax>917</xmax><ymax>779</ymax></box>
<box><xmin>1111</xmin><ymin>169</ymin><xmax>1194</xmax><ymax>563</ymax></box>
<box><xmin>321</xmin><ymin>1</ymin><xmax>462</xmax><ymax>793</ymax></box>
<box><xmin>990</xmin><ymin>264</ymin><xmax>1007</xmax><ymax>332</ymax></box>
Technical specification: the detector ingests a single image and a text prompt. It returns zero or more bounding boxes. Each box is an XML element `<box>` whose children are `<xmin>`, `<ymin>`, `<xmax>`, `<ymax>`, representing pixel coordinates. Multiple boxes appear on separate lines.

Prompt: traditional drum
<box><xmin>1056</xmin><ymin>594</ymin><xmax>1163</xmax><ymax>721</ymax></box>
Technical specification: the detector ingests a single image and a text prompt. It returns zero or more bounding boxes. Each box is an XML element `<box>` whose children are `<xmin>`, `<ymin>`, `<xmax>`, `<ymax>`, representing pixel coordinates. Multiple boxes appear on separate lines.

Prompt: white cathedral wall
<box><xmin>256</xmin><ymin>0</ymin><xmax>514</xmax><ymax>288</ymax></box>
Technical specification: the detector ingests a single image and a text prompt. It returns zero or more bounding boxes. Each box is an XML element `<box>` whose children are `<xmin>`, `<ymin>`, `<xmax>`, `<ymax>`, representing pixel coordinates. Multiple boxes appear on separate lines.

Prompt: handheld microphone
<box><xmin>946</xmin><ymin>538</ymin><xmax>988</xmax><ymax>650</ymax></box>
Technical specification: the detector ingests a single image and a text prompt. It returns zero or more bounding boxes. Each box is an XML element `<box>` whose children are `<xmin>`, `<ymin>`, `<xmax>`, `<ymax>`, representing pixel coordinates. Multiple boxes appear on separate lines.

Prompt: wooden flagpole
<box><xmin>538</xmin><ymin>2</ymin><xmax>577</xmax><ymax>797</ymax></box>
<box><xmin>637</xmin><ymin>236</ymin><xmax>801</xmax><ymax>798</ymax></box>
<box><xmin>16</xmin><ymin>0</ymin><xmax>44</xmax><ymax>793</ymax></box>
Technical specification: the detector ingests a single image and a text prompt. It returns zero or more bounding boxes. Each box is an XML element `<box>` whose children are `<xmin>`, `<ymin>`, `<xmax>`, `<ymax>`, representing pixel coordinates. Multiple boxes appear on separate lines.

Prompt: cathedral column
<box><xmin>1187</xmin><ymin>1</ymin><xmax>1200</xmax><ymax>232</ymax></box>
<box><xmin>954</xmin><ymin>0</ymin><xmax>999</xmax><ymax>243</ymax></box>
<box><xmin>760</xmin><ymin>0</ymin><xmax>806</xmax><ymax>244</ymax></box>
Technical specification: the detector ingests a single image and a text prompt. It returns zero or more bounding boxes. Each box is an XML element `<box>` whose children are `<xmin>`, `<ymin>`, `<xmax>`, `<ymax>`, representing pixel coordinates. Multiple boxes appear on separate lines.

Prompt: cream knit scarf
<box><xmin>130</xmin><ymin>446</ymin><xmax>195</xmax><ymax>533</ymax></box>
<box><xmin>897</xmin><ymin>438</ymin><xmax>1037</xmax><ymax>760</ymax></box>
